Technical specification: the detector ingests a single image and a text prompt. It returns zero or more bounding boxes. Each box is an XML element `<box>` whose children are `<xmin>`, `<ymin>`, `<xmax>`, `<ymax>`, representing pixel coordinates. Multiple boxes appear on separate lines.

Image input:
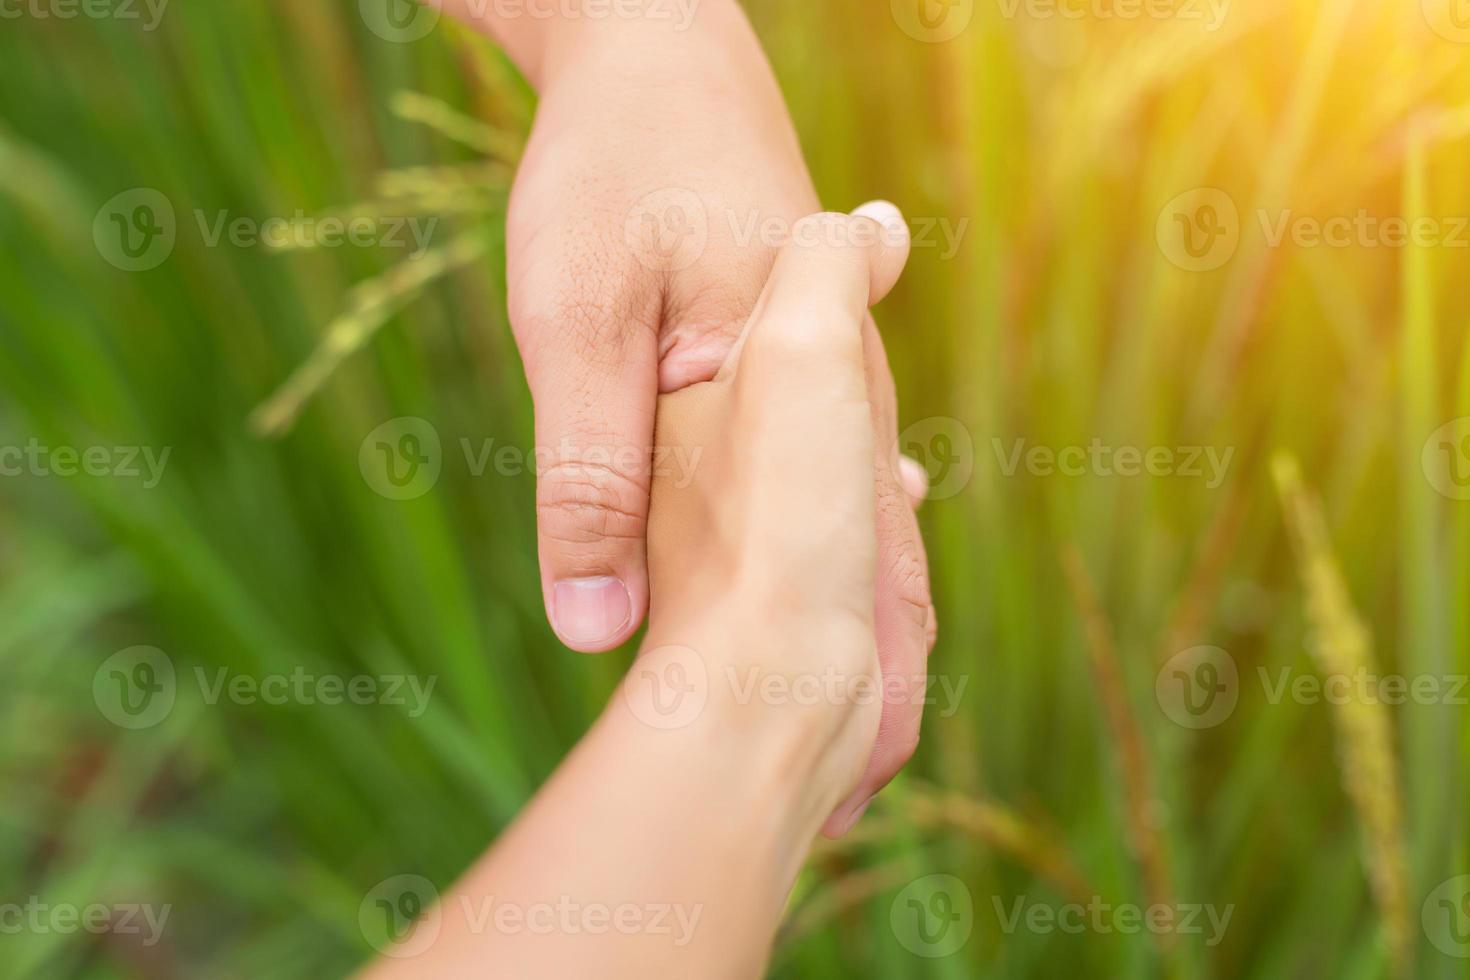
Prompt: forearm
<box><xmin>433</xmin><ymin>0</ymin><xmax>760</xmax><ymax>91</ymax></box>
<box><xmin>360</xmin><ymin>617</ymin><xmax>849</xmax><ymax>979</ymax></box>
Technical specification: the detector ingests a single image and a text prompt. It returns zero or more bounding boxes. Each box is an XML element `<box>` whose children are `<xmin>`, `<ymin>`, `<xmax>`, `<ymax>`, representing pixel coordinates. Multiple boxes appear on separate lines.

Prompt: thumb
<box><xmin>732</xmin><ymin>205</ymin><xmax>911</xmax><ymax>431</ymax></box>
<box><xmin>725</xmin><ymin>207</ymin><xmax>911</xmax><ymax>591</ymax></box>
<box><xmin>518</xmin><ymin>308</ymin><xmax>659</xmax><ymax>653</ymax></box>
<box><xmin>719</xmin><ymin>203</ymin><xmax>910</xmax><ymax>391</ymax></box>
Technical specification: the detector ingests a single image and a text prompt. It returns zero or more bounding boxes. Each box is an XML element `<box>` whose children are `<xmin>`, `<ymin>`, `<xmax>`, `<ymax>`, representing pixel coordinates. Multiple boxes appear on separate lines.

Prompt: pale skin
<box><xmin>430</xmin><ymin>0</ymin><xmax>936</xmax><ymax>830</ymax></box>
<box><xmin>361</xmin><ymin>207</ymin><xmax>918</xmax><ymax>980</ymax></box>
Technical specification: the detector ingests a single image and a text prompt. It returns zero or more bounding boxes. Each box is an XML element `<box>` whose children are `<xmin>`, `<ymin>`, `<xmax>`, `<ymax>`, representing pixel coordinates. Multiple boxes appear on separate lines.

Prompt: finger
<box><xmin>725</xmin><ymin>213</ymin><xmax>912</xmax><ymax>579</ymax></box>
<box><xmin>716</xmin><ymin>205</ymin><xmax>912</xmax><ymax>387</ymax></box>
<box><xmin>772</xmin><ymin>453</ymin><xmax>925</xmax><ymax>510</ymax></box>
<box><xmin>513</xmin><ymin>291</ymin><xmax>661</xmax><ymax>654</ymax></box>
<box><xmin>823</xmin><ymin>315</ymin><xmax>935</xmax><ymax>837</ymax></box>
<box><xmin>898</xmin><ymin>455</ymin><xmax>929</xmax><ymax>509</ymax></box>
<box><xmin>850</xmin><ymin>200</ymin><xmax>911</xmax><ymax>306</ymax></box>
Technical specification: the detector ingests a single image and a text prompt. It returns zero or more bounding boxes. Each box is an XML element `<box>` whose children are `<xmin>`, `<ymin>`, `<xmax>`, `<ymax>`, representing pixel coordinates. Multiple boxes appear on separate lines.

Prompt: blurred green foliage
<box><xmin>1</xmin><ymin>0</ymin><xmax>1469</xmax><ymax>977</ymax></box>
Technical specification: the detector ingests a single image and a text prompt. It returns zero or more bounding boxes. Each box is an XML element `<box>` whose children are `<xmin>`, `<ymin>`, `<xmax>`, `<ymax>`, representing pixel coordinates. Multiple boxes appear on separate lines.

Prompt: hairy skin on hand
<box><xmin>439</xmin><ymin>0</ymin><xmax>937</xmax><ymax>830</ymax></box>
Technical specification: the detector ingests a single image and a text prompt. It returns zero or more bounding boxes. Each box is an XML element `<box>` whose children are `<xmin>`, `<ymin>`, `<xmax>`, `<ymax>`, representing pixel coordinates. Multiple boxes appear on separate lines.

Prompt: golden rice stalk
<box><xmin>906</xmin><ymin>782</ymin><xmax>1094</xmax><ymax>902</ymax></box>
<box><xmin>811</xmin><ymin>779</ymin><xmax>1095</xmax><ymax>903</ymax></box>
<box><xmin>390</xmin><ymin>90</ymin><xmax>524</xmax><ymax>163</ymax></box>
<box><xmin>372</xmin><ymin>162</ymin><xmax>511</xmax><ymax>200</ymax></box>
<box><xmin>1272</xmin><ymin>453</ymin><xmax>1411</xmax><ymax>978</ymax></box>
<box><xmin>257</xmin><ymin>196</ymin><xmax>503</xmax><ymax>255</ymax></box>
<box><xmin>776</xmin><ymin>859</ymin><xmax>919</xmax><ymax>948</ymax></box>
<box><xmin>251</xmin><ymin>90</ymin><xmax>516</xmax><ymax>435</ymax></box>
<box><xmin>0</xmin><ymin>128</ymin><xmax>93</xmax><ymax>250</ymax></box>
<box><xmin>248</xmin><ymin>228</ymin><xmax>492</xmax><ymax>437</ymax></box>
<box><xmin>1158</xmin><ymin>479</ymin><xmax>1250</xmax><ymax>667</ymax></box>
<box><xmin>1060</xmin><ymin>546</ymin><xmax>1176</xmax><ymax>955</ymax></box>
<box><xmin>257</xmin><ymin>164</ymin><xmax>508</xmax><ymax>255</ymax></box>
<box><xmin>787</xmin><ymin>780</ymin><xmax>1095</xmax><ymax>950</ymax></box>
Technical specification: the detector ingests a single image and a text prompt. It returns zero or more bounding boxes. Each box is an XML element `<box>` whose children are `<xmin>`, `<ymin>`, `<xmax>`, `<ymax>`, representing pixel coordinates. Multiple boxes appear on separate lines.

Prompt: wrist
<box><xmin>605</xmin><ymin>651</ymin><xmax>865</xmax><ymax>887</ymax></box>
<box><xmin>518</xmin><ymin>0</ymin><xmax>759</xmax><ymax>92</ymax></box>
<box><xmin>624</xmin><ymin>601</ymin><xmax>880</xmax><ymax>835</ymax></box>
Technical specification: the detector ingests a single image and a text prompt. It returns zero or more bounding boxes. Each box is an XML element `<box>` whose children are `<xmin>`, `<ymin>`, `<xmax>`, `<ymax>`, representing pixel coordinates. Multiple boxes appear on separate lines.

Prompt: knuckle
<box><xmin>788</xmin><ymin>211</ymin><xmax>851</xmax><ymax>247</ymax></box>
<box><xmin>790</xmin><ymin>210</ymin><xmax>847</xmax><ymax>238</ymax></box>
<box><xmin>750</xmin><ymin>310</ymin><xmax>851</xmax><ymax>364</ymax></box>
<box><xmin>784</xmin><ymin>212</ymin><xmax>875</xmax><ymax>264</ymax></box>
<box><xmin>657</xmin><ymin>277</ymin><xmax>758</xmax><ymax>383</ymax></box>
<box><xmin>877</xmin><ymin>490</ymin><xmax>933</xmax><ymax>631</ymax></box>
<box><xmin>885</xmin><ymin>712</ymin><xmax>923</xmax><ymax>769</ymax></box>
<box><xmin>666</xmin><ymin>267</ymin><xmax>764</xmax><ymax>332</ymax></box>
<box><xmin>536</xmin><ymin>455</ymin><xmax>649</xmax><ymax>547</ymax></box>
<box><xmin>510</xmin><ymin>267</ymin><xmax>661</xmax><ymax>374</ymax></box>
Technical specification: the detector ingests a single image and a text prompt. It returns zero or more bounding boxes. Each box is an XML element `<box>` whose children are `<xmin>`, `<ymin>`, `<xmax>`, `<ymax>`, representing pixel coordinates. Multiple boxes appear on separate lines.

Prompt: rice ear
<box><xmin>249</xmin><ymin>229</ymin><xmax>492</xmax><ymax>438</ymax></box>
<box><xmin>1273</xmin><ymin>453</ymin><xmax>1412</xmax><ymax>978</ymax></box>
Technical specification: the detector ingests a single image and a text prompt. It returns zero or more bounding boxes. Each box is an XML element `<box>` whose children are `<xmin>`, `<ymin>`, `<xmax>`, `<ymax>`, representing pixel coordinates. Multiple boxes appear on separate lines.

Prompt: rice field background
<box><xmin>1</xmin><ymin>0</ymin><xmax>1469</xmax><ymax>976</ymax></box>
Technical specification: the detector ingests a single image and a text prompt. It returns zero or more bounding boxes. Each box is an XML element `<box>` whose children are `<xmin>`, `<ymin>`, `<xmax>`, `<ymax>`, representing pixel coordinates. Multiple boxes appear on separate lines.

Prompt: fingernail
<box><xmin>838</xmin><ymin>796</ymin><xmax>877</xmax><ymax>836</ymax></box>
<box><xmin>853</xmin><ymin>199</ymin><xmax>904</xmax><ymax>234</ymax></box>
<box><xmin>898</xmin><ymin>455</ymin><xmax>929</xmax><ymax>502</ymax></box>
<box><xmin>553</xmin><ymin>576</ymin><xmax>632</xmax><ymax>647</ymax></box>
